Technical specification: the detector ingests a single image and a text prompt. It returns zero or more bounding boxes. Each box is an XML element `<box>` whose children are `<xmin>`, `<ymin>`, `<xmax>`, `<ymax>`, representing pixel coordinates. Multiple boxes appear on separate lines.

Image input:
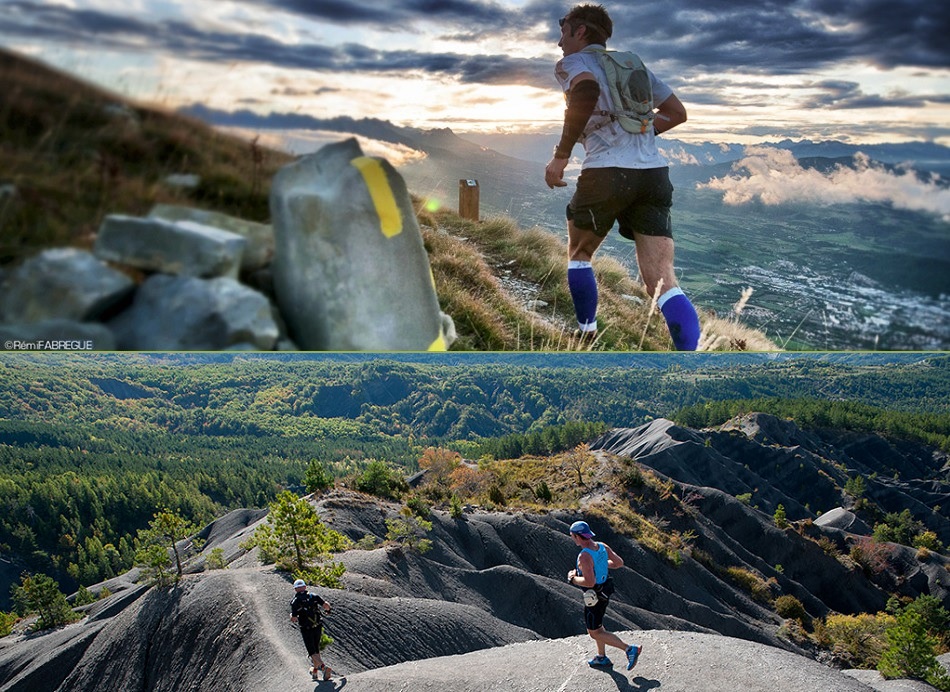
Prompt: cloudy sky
<box><xmin>2</xmin><ymin>0</ymin><xmax>948</xmax><ymax>145</ymax></box>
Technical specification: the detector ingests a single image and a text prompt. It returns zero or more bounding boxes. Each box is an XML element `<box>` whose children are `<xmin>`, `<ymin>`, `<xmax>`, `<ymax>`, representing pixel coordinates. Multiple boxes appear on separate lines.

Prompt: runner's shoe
<box><xmin>572</xmin><ymin>329</ymin><xmax>598</xmax><ymax>344</ymax></box>
<box><xmin>626</xmin><ymin>645</ymin><xmax>642</xmax><ymax>670</ymax></box>
<box><xmin>587</xmin><ymin>655</ymin><xmax>612</xmax><ymax>667</ymax></box>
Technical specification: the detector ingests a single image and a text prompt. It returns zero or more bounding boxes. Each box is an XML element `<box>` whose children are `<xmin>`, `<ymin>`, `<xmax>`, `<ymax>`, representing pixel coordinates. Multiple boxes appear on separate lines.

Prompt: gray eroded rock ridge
<box><xmin>2</xmin><ymin>406</ymin><xmax>949</xmax><ymax>692</ymax></box>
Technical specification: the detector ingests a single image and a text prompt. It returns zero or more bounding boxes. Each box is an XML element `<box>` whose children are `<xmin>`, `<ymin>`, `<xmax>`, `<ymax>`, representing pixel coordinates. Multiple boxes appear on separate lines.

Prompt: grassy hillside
<box><xmin>0</xmin><ymin>49</ymin><xmax>286</xmax><ymax>258</ymax></box>
<box><xmin>0</xmin><ymin>48</ymin><xmax>775</xmax><ymax>351</ymax></box>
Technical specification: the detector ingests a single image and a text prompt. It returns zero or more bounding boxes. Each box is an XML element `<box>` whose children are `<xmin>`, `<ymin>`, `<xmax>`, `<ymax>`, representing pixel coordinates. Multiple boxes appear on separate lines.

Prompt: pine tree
<box><xmin>304</xmin><ymin>459</ymin><xmax>334</xmax><ymax>494</ymax></box>
<box><xmin>773</xmin><ymin>504</ymin><xmax>788</xmax><ymax>529</ymax></box>
<box><xmin>879</xmin><ymin>608</ymin><xmax>950</xmax><ymax>691</ymax></box>
<box><xmin>0</xmin><ymin>611</ymin><xmax>17</xmax><ymax>637</ymax></box>
<box><xmin>11</xmin><ymin>573</ymin><xmax>79</xmax><ymax>631</ymax></box>
<box><xmin>246</xmin><ymin>491</ymin><xmax>350</xmax><ymax>579</ymax></box>
<box><xmin>134</xmin><ymin>509</ymin><xmax>204</xmax><ymax>585</ymax></box>
<box><xmin>354</xmin><ymin>460</ymin><xmax>407</xmax><ymax>500</ymax></box>
<box><xmin>385</xmin><ymin>507</ymin><xmax>433</xmax><ymax>554</ymax></box>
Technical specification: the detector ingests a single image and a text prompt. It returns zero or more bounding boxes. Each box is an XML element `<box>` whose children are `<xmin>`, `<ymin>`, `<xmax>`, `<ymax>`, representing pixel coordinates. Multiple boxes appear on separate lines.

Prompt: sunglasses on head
<box><xmin>559</xmin><ymin>16</ymin><xmax>603</xmax><ymax>34</ymax></box>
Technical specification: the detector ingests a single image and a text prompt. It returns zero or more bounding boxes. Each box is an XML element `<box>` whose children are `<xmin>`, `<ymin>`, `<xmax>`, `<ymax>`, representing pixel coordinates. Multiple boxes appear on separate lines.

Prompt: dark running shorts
<box><xmin>301</xmin><ymin>623</ymin><xmax>323</xmax><ymax>656</ymax></box>
<box><xmin>567</xmin><ymin>166</ymin><xmax>673</xmax><ymax>240</ymax></box>
<box><xmin>584</xmin><ymin>596</ymin><xmax>610</xmax><ymax>631</ymax></box>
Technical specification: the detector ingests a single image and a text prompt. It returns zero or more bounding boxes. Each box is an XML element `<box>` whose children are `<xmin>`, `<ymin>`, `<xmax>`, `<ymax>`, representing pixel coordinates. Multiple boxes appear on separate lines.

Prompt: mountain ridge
<box><xmin>179</xmin><ymin>102</ymin><xmax>950</xmax><ymax>171</ymax></box>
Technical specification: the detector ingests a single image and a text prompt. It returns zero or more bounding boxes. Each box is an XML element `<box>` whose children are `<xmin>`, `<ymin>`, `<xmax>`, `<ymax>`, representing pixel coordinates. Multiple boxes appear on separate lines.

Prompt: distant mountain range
<box><xmin>459</xmin><ymin>131</ymin><xmax>950</xmax><ymax>177</ymax></box>
<box><xmin>181</xmin><ymin>104</ymin><xmax>950</xmax><ymax>173</ymax></box>
<box><xmin>180</xmin><ymin>105</ymin><xmax>546</xmax><ymax>221</ymax></box>
<box><xmin>179</xmin><ymin>104</ymin><xmax>950</xmax><ymax>223</ymax></box>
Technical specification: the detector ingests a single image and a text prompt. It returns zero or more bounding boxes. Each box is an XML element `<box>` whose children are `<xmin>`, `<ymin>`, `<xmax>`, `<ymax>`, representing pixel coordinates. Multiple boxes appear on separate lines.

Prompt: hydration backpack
<box><xmin>296</xmin><ymin>593</ymin><xmax>322</xmax><ymax>629</ymax></box>
<box><xmin>584</xmin><ymin>46</ymin><xmax>655</xmax><ymax>135</ymax></box>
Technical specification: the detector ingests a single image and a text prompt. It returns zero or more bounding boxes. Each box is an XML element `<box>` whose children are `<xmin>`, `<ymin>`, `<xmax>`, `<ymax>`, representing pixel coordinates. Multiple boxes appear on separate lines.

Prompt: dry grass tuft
<box><xmin>422</xmin><ymin>206</ymin><xmax>695</xmax><ymax>351</ymax></box>
<box><xmin>697</xmin><ymin>286</ymin><xmax>781</xmax><ymax>351</ymax></box>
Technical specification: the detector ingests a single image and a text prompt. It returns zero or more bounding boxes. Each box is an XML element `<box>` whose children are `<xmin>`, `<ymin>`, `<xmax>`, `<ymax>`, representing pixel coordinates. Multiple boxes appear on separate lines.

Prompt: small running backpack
<box><xmin>298</xmin><ymin>594</ymin><xmax>322</xmax><ymax>628</ymax></box>
<box><xmin>584</xmin><ymin>46</ymin><xmax>655</xmax><ymax>135</ymax></box>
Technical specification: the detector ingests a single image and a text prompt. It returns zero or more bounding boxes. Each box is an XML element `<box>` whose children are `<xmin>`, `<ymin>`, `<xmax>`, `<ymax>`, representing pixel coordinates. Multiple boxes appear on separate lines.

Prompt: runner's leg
<box><xmin>568</xmin><ymin>220</ymin><xmax>605</xmax><ymax>333</ymax></box>
<box><xmin>634</xmin><ymin>234</ymin><xmax>699</xmax><ymax>350</ymax></box>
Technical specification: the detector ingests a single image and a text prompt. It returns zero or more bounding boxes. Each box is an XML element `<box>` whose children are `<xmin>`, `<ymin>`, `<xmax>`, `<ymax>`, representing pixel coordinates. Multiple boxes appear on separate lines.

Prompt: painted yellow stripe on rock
<box><xmin>351</xmin><ymin>157</ymin><xmax>403</xmax><ymax>238</ymax></box>
<box><xmin>427</xmin><ymin>333</ymin><xmax>448</xmax><ymax>351</ymax></box>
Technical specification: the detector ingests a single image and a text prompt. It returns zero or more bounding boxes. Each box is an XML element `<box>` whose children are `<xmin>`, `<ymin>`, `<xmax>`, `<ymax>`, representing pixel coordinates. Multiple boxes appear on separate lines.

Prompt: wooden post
<box><xmin>458</xmin><ymin>179</ymin><xmax>479</xmax><ymax>221</ymax></box>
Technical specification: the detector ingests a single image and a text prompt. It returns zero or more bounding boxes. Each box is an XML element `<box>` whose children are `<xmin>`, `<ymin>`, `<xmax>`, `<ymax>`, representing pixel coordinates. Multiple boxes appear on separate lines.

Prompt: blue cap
<box><xmin>570</xmin><ymin>520</ymin><xmax>595</xmax><ymax>537</ymax></box>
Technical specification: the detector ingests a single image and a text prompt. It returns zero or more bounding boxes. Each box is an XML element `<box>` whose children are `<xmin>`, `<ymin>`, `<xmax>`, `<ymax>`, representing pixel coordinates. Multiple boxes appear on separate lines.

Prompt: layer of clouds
<box><xmin>2</xmin><ymin>0</ymin><xmax>947</xmax><ymax>91</ymax></box>
<box><xmin>802</xmin><ymin>80</ymin><xmax>949</xmax><ymax>110</ymax></box>
<box><xmin>0</xmin><ymin>1</ymin><xmax>552</xmax><ymax>86</ymax></box>
<box><xmin>245</xmin><ymin>0</ymin><xmax>508</xmax><ymax>28</ymax></box>
<box><xmin>700</xmin><ymin>147</ymin><xmax>950</xmax><ymax>220</ymax></box>
<box><xmin>229</xmin><ymin>126</ymin><xmax>428</xmax><ymax>166</ymax></box>
<box><xmin>614</xmin><ymin>0</ymin><xmax>950</xmax><ymax>72</ymax></box>
<box><xmin>662</xmin><ymin>147</ymin><xmax>702</xmax><ymax>166</ymax></box>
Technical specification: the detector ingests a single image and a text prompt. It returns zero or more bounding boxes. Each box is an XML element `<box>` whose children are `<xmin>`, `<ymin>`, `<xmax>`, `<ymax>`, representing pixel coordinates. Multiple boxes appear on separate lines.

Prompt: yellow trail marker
<box><xmin>351</xmin><ymin>157</ymin><xmax>403</xmax><ymax>238</ymax></box>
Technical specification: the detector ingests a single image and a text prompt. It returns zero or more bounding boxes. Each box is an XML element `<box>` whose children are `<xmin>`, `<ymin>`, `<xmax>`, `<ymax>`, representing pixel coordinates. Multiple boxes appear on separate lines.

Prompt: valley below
<box><xmin>396</xmin><ymin>132</ymin><xmax>950</xmax><ymax>351</ymax></box>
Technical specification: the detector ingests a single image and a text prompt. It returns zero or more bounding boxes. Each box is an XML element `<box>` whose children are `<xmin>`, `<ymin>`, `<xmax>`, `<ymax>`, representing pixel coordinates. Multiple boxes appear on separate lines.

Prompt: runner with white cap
<box><xmin>289</xmin><ymin>578</ymin><xmax>334</xmax><ymax>681</ymax></box>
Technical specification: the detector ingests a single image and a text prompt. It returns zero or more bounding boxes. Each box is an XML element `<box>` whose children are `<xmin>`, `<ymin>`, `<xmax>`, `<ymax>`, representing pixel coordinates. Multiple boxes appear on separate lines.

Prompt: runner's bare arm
<box><xmin>654</xmin><ymin>93</ymin><xmax>686</xmax><ymax>134</ymax></box>
<box><xmin>605</xmin><ymin>543</ymin><xmax>625</xmax><ymax>569</ymax></box>
<box><xmin>569</xmin><ymin>551</ymin><xmax>596</xmax><ymax>587</ymax></box>
<box><xmin>545</xmin><ymin>72</ymin><xmax>600</xmax><ymax>188</ymax></box>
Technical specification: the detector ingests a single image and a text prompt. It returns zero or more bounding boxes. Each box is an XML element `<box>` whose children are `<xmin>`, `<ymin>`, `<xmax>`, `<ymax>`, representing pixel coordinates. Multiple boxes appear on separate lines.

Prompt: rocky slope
<box><xmin>594</xmin><ymin>414</ymin><xmax>949</xmax><ymax>546</ymax></box>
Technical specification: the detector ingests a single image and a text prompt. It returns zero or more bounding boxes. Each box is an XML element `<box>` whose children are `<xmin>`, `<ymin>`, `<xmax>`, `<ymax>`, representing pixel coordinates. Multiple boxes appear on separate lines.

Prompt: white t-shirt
<box><xmin>555</xmin><ymin>45</ymin><xmax>672</xmax><ymax>170</ymax></box>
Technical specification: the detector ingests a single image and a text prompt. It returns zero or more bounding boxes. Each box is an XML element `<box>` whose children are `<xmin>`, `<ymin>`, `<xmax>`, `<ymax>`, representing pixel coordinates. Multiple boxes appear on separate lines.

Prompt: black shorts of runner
<box><xmin>301</xmin><ymin>623</ymin><xmax>323</xmax><ymax>656</ymax></box>
<box><xmin>584</xmin><ymin>596</ymin><xmax>610</xmax><ymax>631</ymax></box>
<box><xmin>566</xmin><ymin>166</ymin><xmax>673</xmax><ymax>240</ymax></box>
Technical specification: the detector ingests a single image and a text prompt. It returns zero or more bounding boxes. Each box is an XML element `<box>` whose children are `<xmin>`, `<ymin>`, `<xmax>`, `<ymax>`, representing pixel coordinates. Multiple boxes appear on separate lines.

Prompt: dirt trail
<box><xmin>228</xmin><ymin>569</ymin><xmax>311</xmax><ymax>688</ymax></box>
<box><xmin>235</xmin><ymin>571</ymin><xmax>298</xmax><ymax>667</ymax></box>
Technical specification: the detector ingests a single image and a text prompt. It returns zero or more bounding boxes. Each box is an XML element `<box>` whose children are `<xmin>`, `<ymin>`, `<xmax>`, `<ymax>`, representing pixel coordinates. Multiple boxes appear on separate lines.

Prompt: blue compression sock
<box><xmin>658</xmin><ymin>288</ymin><xmax>700</xmax><ymax>350</ymax></box>
<box><xmin>568</xmin><ymin>261</ymin><xmax>598</xmax><ymax>332</ymax></box>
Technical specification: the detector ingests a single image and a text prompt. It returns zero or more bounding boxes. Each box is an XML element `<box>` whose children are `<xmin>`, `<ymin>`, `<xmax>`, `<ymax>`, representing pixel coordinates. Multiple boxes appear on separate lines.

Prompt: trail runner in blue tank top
<box><xmin>567</xmin><ymin>520</ymin><xmax>642</xmax><ymax>670</ymax></box>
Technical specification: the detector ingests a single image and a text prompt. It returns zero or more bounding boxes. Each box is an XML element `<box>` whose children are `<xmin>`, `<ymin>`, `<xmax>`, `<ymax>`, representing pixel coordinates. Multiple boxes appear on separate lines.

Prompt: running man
<box><xmin>545</xmin><ymin>4</ymin><xmax>701</xmax><ymax>350</ymax></box>
<box><xmin>567</xmin><ymin>520</ymin><xmax>642</xmax><ymax>670</ymax></box>
<box><xmin>289</xmin><ymin>578</ymin><xmax>334</xmax><ymax>681</ymax></box>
